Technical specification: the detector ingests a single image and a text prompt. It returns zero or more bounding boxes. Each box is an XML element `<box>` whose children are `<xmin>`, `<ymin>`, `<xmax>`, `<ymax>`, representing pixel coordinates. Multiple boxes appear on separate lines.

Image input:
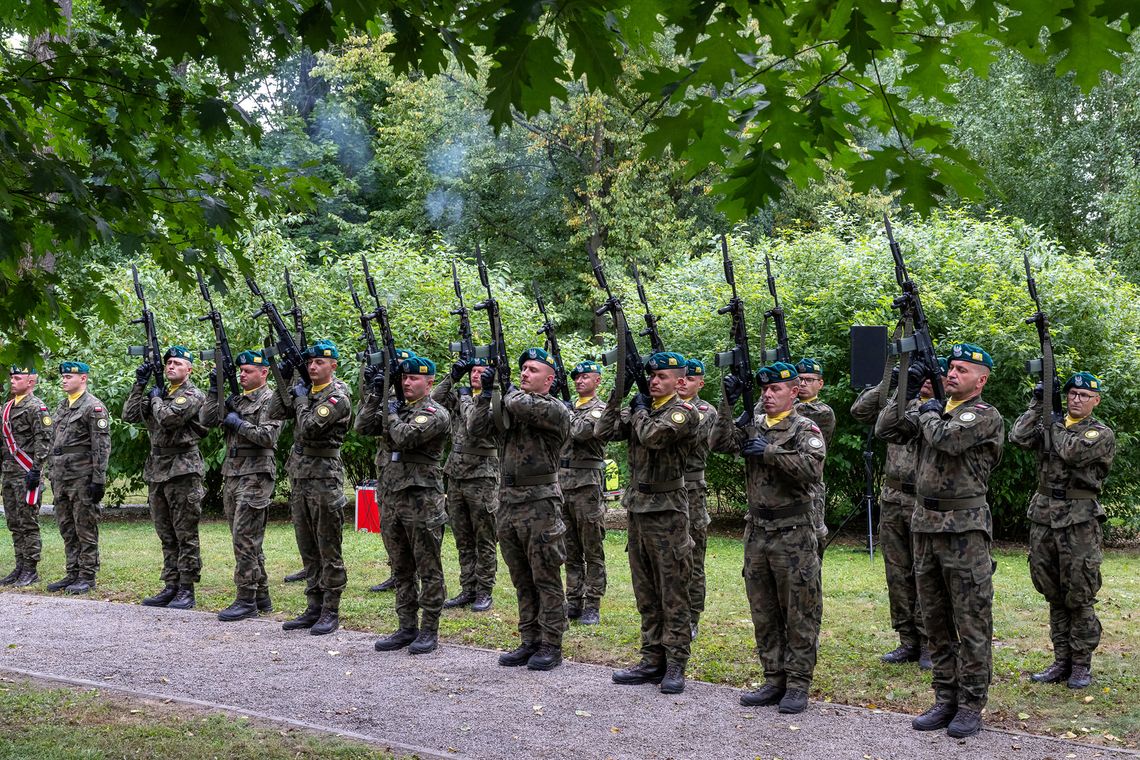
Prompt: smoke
<box><xmin>314</xmin><ymin>101</ymin><xmax>372</xmax><ymax>176</ymax></box>
<box><xmin>425</xmin><ymin>139</ymin><xmax>469</xmax><ymax>230</ymax></box>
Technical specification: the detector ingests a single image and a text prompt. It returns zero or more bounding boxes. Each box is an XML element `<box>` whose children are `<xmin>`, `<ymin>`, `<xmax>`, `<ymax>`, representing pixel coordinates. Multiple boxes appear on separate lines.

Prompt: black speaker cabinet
<box><xmin>850</xmin><ymin>325</ymin><xmax>888</xmax><ymax>389</ymax></box>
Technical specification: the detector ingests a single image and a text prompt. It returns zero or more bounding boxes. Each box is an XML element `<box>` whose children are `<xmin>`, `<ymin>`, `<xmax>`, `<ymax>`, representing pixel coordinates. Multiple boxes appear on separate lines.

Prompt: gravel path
<box><xmin>0</xmin><ymin>594</ymin><xmax>1132</xmax><ymax>760</ymax></box>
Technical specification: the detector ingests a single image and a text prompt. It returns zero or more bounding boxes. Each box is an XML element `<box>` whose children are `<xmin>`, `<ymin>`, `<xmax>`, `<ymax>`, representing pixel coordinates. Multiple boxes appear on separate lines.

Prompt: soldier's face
<box><xmin>573</xmin><ymin>372</ymin><xmax>601</xmax><ymax>398</ymax></box>
<box><xmin>797</xmin><ymin>373</ymin><xmax>822</xmax><ymax>399</ymax></box>
<box><xmin>403</xmin><ymin>373</ymin><xmax>431</xmax><ymax>401</ymax></box>
<box><xmin>945</xmin><ymin>361</ymin><xmax>988</xmax><ymax>400</ymax></box>
<box><xmin>761</xmin><ymin>380</ymin><xmax>799</xmax><ymax>415</ymax></box>
<box><xmin>165</xmin><ymin>357</ymin><xmax>192</xmax><ymax>384</ymax></box>
<box><xmin>9</xmin><ymin>374</ymin><xmax>35</xmax><ymax>396</ymax></box>
<box><xmin>60</xmin><ymin>373</ymin><xmax>86</xmax><ymax>394</ymax></box>
<box><xmin>238</xmin><ymin>365</ymin><xmax>269</xmax><ymax>391</ymax></box>
<box><xmin>648</xmin><ymin>368</ymin><xmax>683</xmax><ymax>399</ymax></box>
<box><xmin>307</xmin><ymin>357</ymin><xmax>336</xmax><ymax>384</ymax></box>
<box><xmin>1066</xmin><ymin>389</ymin><xmax>1100</xmax><ymax>418</ymax></box>
<box><xmin>519</xmin><ymin>360</ymin><xmax>554</xmax><ymax>393</ymax></box>
<box><xmin>677</xmin><ymin>374</ymin><xmax>704</xmax><ymax>399</ymax></box>
<box><xmin>469</xmin><ymin>366</ymin><xmax>484</xmax><ymax>390</ymax></box>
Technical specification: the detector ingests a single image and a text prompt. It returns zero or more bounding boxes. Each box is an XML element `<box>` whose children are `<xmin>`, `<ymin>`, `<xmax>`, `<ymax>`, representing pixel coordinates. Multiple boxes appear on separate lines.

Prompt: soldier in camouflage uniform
<box><xmin>470</xmin><ymin>348</ymin><xmax>570</xmax><ymax>671</ymax></box>
<box><xmin>267</xmin><ymin>339</ymin><xmax>353</xmax><ymax>636</ymax></box>
<box><xmin>200</xmin><ymin>350</ymin><xmax>283</xmax><ymax>622</ymax></box>
<box><xmin>676</xmin><ymin>358</ymin><xmax>717</xmax><ymax>640</ymax></box>
<box><xmin>366</xmin><ymin>356</ymin><xmax>451</xmax><ymax>655</ymax></box>
<box><xmin>559</xmin><ymin>359</ymin><xmax>609</xmax><ymax>626</ymax></box>
<box><xmin>1010</xmin><ymin>371</ymin><xmax>1116</xmax><ymax>690</ymax></box>
<box><xmin>794</xmin><ymin>358</ymin><xmax>835</xmax><ymax>557</ymax></box>
<box><xmin>1</xmin><ymin>366</ymin><xmax>52</xmax><ymax>588</ymax></box>
<box><xmin>876</xmin><ymin>342</ymin><xmax>1004</xmax><ymax>739</ymax></box>
<box><xmin>713</xmin><ymin>361</ymin><xmax>824</xmax><ymax>715</ymax></box>
<box><xmin>124</xmin><ymin>347</ymin><xmax>207</xmax><ymax>610</ymax></box>
<box><xmin>44</xmin><ymin>361</ymin><xmax>111</xmax><ymax>594</ymax></box>
<box><xmin>433</xmin><ymin>357</ymin><xmax>501</xmax><ymax>613</ymax></box>
<box><xmin>598</xmin><ymin>351</ymin><xmax>698</xmax><ymax>695</ymax></box>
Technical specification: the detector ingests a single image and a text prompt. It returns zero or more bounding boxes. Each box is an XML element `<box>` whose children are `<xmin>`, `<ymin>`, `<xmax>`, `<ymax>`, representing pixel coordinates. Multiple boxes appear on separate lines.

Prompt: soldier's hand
<box><xmin>134</xmin><ymin>364</ymin><xmax>152</xmax><ymax>385</ymax></box>
<box><xmin>919</xmin><ymin>398</ymin><xmax>944</xmax><ymax>416</ymax></box>
<box><xmin>1033</xmin><ymin>380</ymin><xmax>1044</xmax><ymax>402</ymax></box>
<box><xmin>904</xmin><ymin>361</ymin><xmax>927</xmax><ymax>401</ymax></box>
<box><xmin>87</xmin><ymin>481</ymin><xmax>105</xmax><ymax>503</ymax></box>
<box><xmin>24</xmin><ymin>468</ymin><xmax>41</xmax><ymax>491</ymax></box>
<box><xmin>741</xmin><ymin>435</ymin><xmax>769</xmax><ymax>458</ymax></box>
<box><xmin>147</xmin><ymin>386</ymin><xmax>163</xmax><ymax>400</ymax></box>
<box><xmin>223</xmin><ymin>411</ymin><xmax>244</xmax><ymax>430</ymax></box>
<box><xmin>292</xmin><ymin>382</ymin><xmax>308</xmax><ymax>398</ymax></box>
<box><xmin>279</xmin><ymin>361</ymin><xmax>295</xmax><ymax>383</ymax></box>
<box><xmin>563</xmin><ymin>399</ymin><xmax>574</xmax><ymax>410</ymax></box>
<box><xmin>629</xmin><ymin>392</ymin><xmax>651</xmax><ymax>414</ymax></box>
<box><xmin>368</xmin><ymin>367</ymin><xmax>385</xmax><ymax>393</ymax></box>
<box><xmin>479</xmin><ymin>367</ymin><xmax>496</xmax><ymax>395</ymax></box>
<box><xmin>386</xmin><ymin>399</ymin><xmax>402</xmax><ymax>415</ymax></box>
<box><xmin>208</xmin><ymin>368</ymin><xmax>218</xmax><ymax>393</ymax></box>
<box><xmin>450</xmin><ymin>360</ymin><xmax>469</xmax><ymax>382</ymax></box>
<box><xmin>889</xmin><ymin>365</ymin><xmax>900</xmax><ymax>391</ymax></box>
<box><xmin>723</xmin><ymin>374</ymin><xmax>744</xmax><ymax>405</ymax></box>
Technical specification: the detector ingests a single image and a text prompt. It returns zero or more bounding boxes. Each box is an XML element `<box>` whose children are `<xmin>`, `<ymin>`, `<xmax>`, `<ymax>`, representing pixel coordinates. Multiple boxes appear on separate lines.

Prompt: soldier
<box><xmin>124</xmin><ymin>346</ymin><xmax>207</xmax><ymax>609</ymax></box>
<box><xmin>876</xmin><ymin>343</ymin><xmax>1004</xmax><ymax>738</ymax></box>
<box><xmin>470</xmin><ymin>348</ymin><xmax>570</xmax><ymax>671</ymax></box>
<box><xmin>200</xmin><ymin>350</ymin><xmax>283</xmax><ymax>621</ymax></box>
<box><xmin>675</xmin><ymin>358</ymin><xmax>717</xmax><ymax>640</ymax></box>
<box><xmin>599</xmin><ymin>351</ymin><xmax>698</xmax><ymax>695</ymax></box>
<box><xmin>44</xmin><ymin>361</ymin><xmax>111</xmax><ymax>594</ymax></box>
<box><xmin>713</xmin><ymin>361</ymin><xmax>824</xmax><ymax>715</ymax></box>
<box><xmin>1</xmin><ymin>366</ymin><xmax>52</xmax><ymax>587</ymax></box>
<box><xmin>794</xmin><ymin>358</ymin><xmax>834</xmax><ymax>557</ymax></box>
<box><xmin>559</xmin><ymin>359</ymin><xmax>609</xmax><ymax>626</ymax></box>
<box><xmin>367</xmin><ymin>356</ymin><xmax>451</xmax><ymax>655</ymax></box>
<box><xmin>433</xmin><ymin>356</ymin><xmax>500</xmax><ymax>613</ymax></box>
<box><xmin>267</xmin><ymin>339</ymin><xmax>353</xmax><ymax>635</ymax></box>
<box><xmin>1010</xmin><ymin>371</ymin><xmax>1116</xmax><ymax>689</ymax></box>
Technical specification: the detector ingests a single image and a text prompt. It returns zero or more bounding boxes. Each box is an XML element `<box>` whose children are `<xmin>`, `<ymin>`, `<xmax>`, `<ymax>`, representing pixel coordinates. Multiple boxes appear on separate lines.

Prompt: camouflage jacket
<box><xmin>680</xmin><ymin>396</ymin><xmax>717</xmax><ymax>489</ymax></box>
<box><xmin>876</xmin><ymin>394</ymin><xmax>1004</xmax><ymax>536</ymax></box>
<box><xmin>1009</xmin><ymin>399</ymin><xmax>1116</xmax><ymax>528</ymax></box>
<box><xmin>796</xmin><ymin>397</ymin><xmax>836</xmax><ymax>446</ymax></box>
<box><xmin>200</xmin><ymin>385</ymin><xmax>282</xmax><ymax>478</ymax></box>
<box><xmin>268</xmin><ymin>379</ymin><xmax>352</xmax><ymax>481</ymax></box>
<box><xmin>1</xmin><ymin>393</ymin><xmax>52</xmax><ymax>477</ymax></box>
<box><xmin>595</xmin><ymin>394</ymin><xmax>698</xmax><ymax>515</ymax></box>
<box><xmin>381</xmin><ymin>394</ymin><xmax>450</xmax><ymax>494</ymax></box>
<box><xmin>48</xmin><ymin>391</ymin><xmax>111</xmax><ymax>484</ymax></box>
<box><xmin>852</xmin><ymin>386</ymin><xmax>920</xmax><ymax>501</ymax></box>
<box><xmin>123</xmin><ymin>380</ymin><xmax>206</xmax><ymax>482</ymax></box>
<box><xmin>432</xmin><ymin>374</ymin><xmax>501</xmax><ymax>480</ymax></box>
<box><xmin>469</xmin><ymin>386</ymin><xmax>569</xmax><ymax>506</ymax></box>
<box><xmin>712</xmin><ymin>400</ymin><xmax>824</xmax><ymax>528</ymax></box>
<box><xmin>354</xmin><ymin>385</ymin><xmax>390</xmax><ymax>475</ymax></box>
<box><xmin>559</xmin><ymin>395</ymin><xmax>608</xmax><ymax>490</ymax></box>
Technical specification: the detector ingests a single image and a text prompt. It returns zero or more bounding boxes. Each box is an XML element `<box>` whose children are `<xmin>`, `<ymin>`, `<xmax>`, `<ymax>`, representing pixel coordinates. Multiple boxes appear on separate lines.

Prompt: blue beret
<box><xmin>571</xmin><ymin>360</ymin><xmax>602</xmax><ymax>378</ymax></box>
<box><xmin>756</xmin><ymin>362</ymin><xmax>798</xmax><ymax>385</ymax></box>
<box><xmin>400</xmin><ymin>356</ymin><xmax>436</xmax><ymax>375</ymax></box>
<box><xmin>306</xmin><ymin>339</ymin><xmax>340</xmax><ymax>360</ymax></box>
<box><xmin>8</xmin><ymin>366</ymin><xmax>37</xmax><ymax>376</ymax></box>
<box><xmin>1064</xmin><ymin>372</ymin><xmax>1103</xmax><ymax>394</ymax></box>
<box><xmin>795</xmin><ymin>358</ymin><xmax>822</xmax><ymax>375</ymax></box>
<box><xmin>518</xmin><ymin>347</ymin><xmax>558</xmax><ymax>371</ymax></box>
<box><xmin>948</xmin><ymin>342</ymin><xmax>993</xmax><ymax>369</ymax></box>
<box><xmin>396</xmin><ymin>348</ymin><xmax>418</xmax><ymax>361</ymax></box>
<box><xmin>164</xmin><ymin>345</ymin><xmax>194</xmax><ymax>364</ymax></box>
<box><xmin>59</xmin><ymin>361</ymin><xmax>90</xmax><ymax>374</ymax></box>
<box><xmin>937</xmin><ymin>357</ymin><xmax>949</xmax><ymax>375</ymax></box>
<box><xmin>235</xmin><ymin>350</ymin><xmax>267</xmax><ymax>367</ymax></box>
<box><xmin>686</xmin><ymin>359</ymin><xmax>706</xmax><ymax>377</ymax></box>
<box><xmin>646</xmin><ymin>351</ymin><xmax>687</xmax><ymax>371</ymax></box>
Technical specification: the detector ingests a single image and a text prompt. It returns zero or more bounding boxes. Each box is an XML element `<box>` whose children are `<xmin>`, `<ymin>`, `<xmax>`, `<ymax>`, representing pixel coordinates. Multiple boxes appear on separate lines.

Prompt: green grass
<box><xmin>0</xmin><ymin>677</ymin><xmax>394</xmax><ymax>759</ymax></box>
<box><xmin>2</xmin><ymin>516</ymin><xmax>1138</xmax><ymax>749</ymax></box>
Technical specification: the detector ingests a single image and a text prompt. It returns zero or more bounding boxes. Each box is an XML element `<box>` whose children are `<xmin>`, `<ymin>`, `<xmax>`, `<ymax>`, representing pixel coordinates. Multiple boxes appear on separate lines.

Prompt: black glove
<box><xmin>367</xmin><ymin>367</ymin><xmax>385</xmax><ymax>393</ymax></box>
<box><xmin>480</xmin><ymin>367</ymin><xmax>496</xmax><ymax>396</ymax></box>
<box><xmin>498</xmin><ymin>365</ymin><xmax>512</xmax><ymax>389</ymax></box>
<box><xmin>208</xmin><ymin>369</ymin><xmax>218</xmax><ymax>394</ymax></box>
<box><xmin>134</xmin><ymin>364</ymin><xmax>152</xmax><ymax>385</ymax></box>
<box><xmin>223</xmin><ymin>411</ymin><xmax>243</xmax><ymax>430</ymax></box>
<box><xmin>723</xmin><ymin>374</ymin><xmax>744</xmax><ymax>405</ymax></box>
<box><xmin>387</xmin><ymin>399</ymin><xmax>401</xmax><ymax>415</ymax></box>
<box><xmin>87</xmin><ymin>481</ymin><xmax>105</xmax><ymax>502</ymax></box>
<box><xmin>279</xmin><ymin>361</ymin><xmax>295</xmax><ymax>383</ymax></box>
<box><xmin>741</xmin><ymin>435</ymin><xmax>769</xmax><ymax>457</ymax></box>
<box><xmin>458</xmin><ymin>386</ymin><xmax>472</xmax><ymax>397</ymax></box>
<box><xmin>450</xmin><ymin>360</ymin><xmax>469</xmax><ymax>382</ymax></box>
<box><xmin>147</xmin><ymin>386</ymin><xmax>164</xmax><ymax>400</ymax></box>
<box><xmin>563</xmin><ymin>399</ymin><xmax>575</xmax><ymax>410</ymax></box>
<box><xmin>1033</xmin><ymin>380</ymin><xmax>1044</xmax><ymax>402</ymax></box>
<box><xmin>24</xmin><ymin>468</ymin><xmax>40</xmax><ymax>491</ymax></box>
<box><xmin>919</xmin><ymin>398</ymin><xmax>944</xmax><ymax>416</ymax></box>
<box><xmin>889</xmin><ymin>365</ymin><xmax>900</xmax><ymax>391</ymax></box>
<box><xmin>629</xmin><ymin>392</ymin><xmax>651</xmax><ymax>414</ymax></box>
<box><xmin>904</xmin><ymin>361</ymin><xmax>928</xmax><ymax>401</ymax></box>
<box><xmin>292</xmin><ymin>382</ymin><xmax>308</xmax><ymax>398</ymax></box>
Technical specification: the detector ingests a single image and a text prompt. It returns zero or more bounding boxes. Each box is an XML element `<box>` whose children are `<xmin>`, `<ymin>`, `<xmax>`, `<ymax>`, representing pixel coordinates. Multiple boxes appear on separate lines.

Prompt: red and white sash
<box><xmin>2</xmin><ymin>399</ymin><xmax>41</xmax><ymax>506</ymax></box>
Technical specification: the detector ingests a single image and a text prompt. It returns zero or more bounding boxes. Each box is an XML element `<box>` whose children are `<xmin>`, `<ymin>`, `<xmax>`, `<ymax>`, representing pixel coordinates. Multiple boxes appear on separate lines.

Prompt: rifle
<box><xmin>884</xmin><ymin>215</ymin><xmax>944</xmax><ymax>401</ymax></box>
<box><xmin>759</xmin><ymin>256</ymin><xmax>791</xmax><ymax>364</ymax></box>
<box><xmin>1023</xmin><ymin>254</ymin><xmax>1062</xmax><ymax>434</ymax></box>
<box><xmin>713</xmin><ymin>235</ymin><xmax>756</xmax><ymax>426</ymax></box>
<box><xmin>532</xmin><ymin>280</ymin><xmax>570</xmax><ymax>403</ymax></box>
<box><xmin>630</xmin><ymin>262</ymin><xmax>665</xmax><ymax>354</ymax></box>
<box><xmin>362</xmin><ymin>255</ymin><xmax>404</xmax><ymax>405</ymax></box>
<box><xmin>449</xmin><ymin>261</ymin><xmax>479</xmax><ymax>362</ymax></box>
<box><xmin>347</xmin><ymin>271</ymin><xmax>381</xmax><ymax>367</ymax></box>
<box><xmin>127</xmin><ymin>264</ymin><xmax>166</xmax><ymax>394</ymax></box>
<box><xmin>196</xmin><ymin>271</ymin><xmax>239</xmax><ymax>406</ymax></box>
<box><xmin>588</xmin><ymin>245</ymin><xmax>648</xmax><ymax>399</ymax></box>
<box><xmin>283</xmin><ymin>267</ymin><xmax>307</xmax><ymax>350</ymax></box>
<box><xmin>472</xmin><ymin>244</ymin><xmax>511</xmax><ymax>429</ymax></box>
<box><xmin>245</xmin><ymin>275</ymin><xmax>312</xmax><ymax>387</ymax></box>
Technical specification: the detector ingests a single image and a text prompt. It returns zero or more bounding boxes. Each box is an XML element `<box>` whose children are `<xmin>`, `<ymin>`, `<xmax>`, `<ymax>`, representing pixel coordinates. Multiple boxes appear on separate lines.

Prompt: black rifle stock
<box><xmin>1023</xmin><ymin>254</ymin><xmax>1062</xmax><ymax>437</ymax></box>
<box><xmin>347</xmin><ymin>272</ymin><xmax>381</xmax><ymax>365</ymax></box>
<box><xmin>760</xmin><ymin>255</ymin><xmax>791</xmax><ymax>364</ymax></box>
<box><xmin>127</xmin><ymin>264</ymin><xmax>166</xmax><ymax>394</ymax></box>
<box><xmin>533</xmin><ymin>280</ymin><xmax>570</xmax><ymax>403</ymax></box>
<box><xmin>362</xmin><ymin>255</ymin><xmax>404</xmax><ymax>405</ymax></box>
<box><xmin>713</xmin><ymin>235</ymin><xmax>756</xmax><ymax>426</ymax></box>
<box><xmin>284</xmin><ymin>267</ymin><xmax>307</xmax><ymax>350</ymax></box>
<box><xmin>884</xmin><ymin>215</ymin><xmax>944</xmax><ymax>401</ymax></box>
<box><xmin>196</xmin><ymin>271</ymin><xmax>239</xmax><ymax>402</ymax></box>
<box><xmin>245</xmin><ymin>275</ymin><xmax>312</xmax><ymax>387</ymax></box>
<box><xmin>587</xmin><ymin>246</ymin><xmax>649</xmax><ymax>398</ymax></box>
<box><xmin>449</xmin><ymin>261</ymin><xmax>482</xmax><ymax>362</ymax></box>
<box><xmin>630</xmin><ymin>261</ymin><xmax>665</xmax><ymax>354</ymax></box>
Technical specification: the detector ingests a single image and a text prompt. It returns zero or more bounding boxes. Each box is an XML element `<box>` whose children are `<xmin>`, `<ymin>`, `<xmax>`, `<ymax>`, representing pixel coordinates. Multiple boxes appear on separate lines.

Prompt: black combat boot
<box><xmin>310</xmin><ymin>608</ymin><xmax>339</xmax><ymax>636</ymax></box>
<box><xmin>442</xmin><ymin>590</ymin><xmax>474</xmax><ymax>609</ymax></box>
<box><xmin>1031</xmin><ymin>659</ymin><xmax>1071</xmax><ymax>683</ymax></box>
<box><xmin>15</xmin><ymin>565</ymin><xmax>40</xmax><ymax>588</ymax></box>
<box><xmin>472</xmin><ymin>592</ymin><xmax>493</xmax><ymax>612</ymax></box>
<box><xmin>47</xmin><ymin>574</ymin><xmax>77</xmax><ymax>592</ymax></box>
<box><xmin>64</xmin><ymin>577</ymin><xmax>93</xmax><ymax>594</ymax></box>
<box><xmin>374</xmin><ymin>627</ymin><xmax>418</xmax><ymax>651</ymax></box>
<box><xmin>881</xmin><ymin>643</ymin><xmax>921</xmax><ymax>664</ymax></box>
<box><xmin>0</xmin><ymin>564</ymin><xmax>22</xmax><ymax>586</ymax></box>
<box><xmin>282</xmin><ymin>602</ymin><xmax>322</xmax><ymax>631</ymax></box>
<box><xmin>918</xmin><ymin>648</ymin><xmax>933</xmax><ymax>671</ymax></box>
<box><xmin>912</xmin><ymin>701</ymin><xmax>957</xmax><ymax>731</ymax></box>
<box><xmin>740</xmin><ymin>683</ymin><xmax>785</xmax><ymax>707</ymax></box>
<box><xmin>141</xmin><ymin>584</ymin><xmax>178</xmax><ymax>606</ymax></box>
<box><xmin>526</xmin><ymin>644</ymin><xmax>562</xmax><ymax>671</ymax></box>
<box><xmin>1067</xmin><ymin>663</ymin><xmax>1092</xmax><ymax>689</ymax></box>
<box><xmin>578</xmin><ymin>607</ymin><xmax>600</xmax><ymax>626</ymax></box>
<box><xmin>409</xmin><ymin>630</ymin><xmax>438</xmax><ymax>655</ymax></box>
<box><xmin>566</xmin><ymin>601</ymin><xmax>582</xmax><ymax>620</ymax></box>
<box><xmin>218</xmin><ymin>596</ymin><xmax>259</xmax><ymax>622</ymax></box>
<box><xmin>167</xmin><ymin>584</ymin><xmax>195</xmax><ymax>610</ymax></box>
<box><xmin>612</xmin><ymin>660</ymin><xmax>666</xmax><ymax>685</ymax></box>
<box><xmin>283</xmin><ymin>568</ymin><xmax>307</xmax><ymax>583</ymax></box>
<box><xmin>778</xmin><ymin>689</ymin><xmax>809</xmax><ymax>714</ymax></box>
<box><xmin>946</xmin><ymin>707</ymin><xmax>983</xmax><ymax>738</ymax></box>
<box><xmin>369</xmin><ymin>575</ymin><xmax>397</xmax><ymax>592</ymax></box>
<box><xmin>498</xmin><ymin>641</ymin><xmax>539</xmax><ymax>666</ymax></box>
<box><xmin>256</xmin><ymin>591</ymin><xmax>273</xmax><ymax>614</ymax></box>
<box><xmin>660</xmin><ymin>662</ymin><xmax>686</xmax><ymax>694</ymax></box>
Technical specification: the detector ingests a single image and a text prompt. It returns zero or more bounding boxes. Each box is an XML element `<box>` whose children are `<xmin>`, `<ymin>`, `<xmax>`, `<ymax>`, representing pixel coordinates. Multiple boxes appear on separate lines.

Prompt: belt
<box><xmin>453</xmin><ymin>444</ymin><xmax>498</xmax><ymax>458</ymax></box>
<box><xmin>884</xmin><ymin>477</ymin><xmax>916</xmax><ymax>495</ymax></box>
<box><xmin>1038</xmin><ymin>486</ymin><xmax>1099</xmax><ymax>500</ymax></box>
<box><xmin>295</xmin><ymin>444</ymin><xmax>339</xmax><ymax>458</ymax></box>
<box><xmin>684</xmin><ymin>471</ymin><xmax>705</xmax><ymax>483</ymax></box>
<box><xmin>750</xmin><ymin>502</ymin><xmax>812</xmax><ymax>521</ymax></box>
<box><xmin>53</xmin><ymin>445</ymin><xmax>90</xmax><ymax>455</ymax></box>
<box><xmin>636</xmin><ymin>478</ymin><xmax>685</xmax><ymax>494</ymax></box>
<box><xmin>918</xmin><ymin>494</ymin><xmax>988</xmax><ymax>511</ymax></box>
<box><xmin>390</xmin><ymin>451</ymin><xmax>439</xmax><ymax>465</ymax></box>
<box><xmin>152</xmin><ymin>445</ymin><xmax>194</xmax><ymax>456</ymax></box>
<box><xmin>560</xmin><ymin>457</ymin><xmax>606</xmax><ymax>470</ymax></box>
<box><xmin>229</xmin><ymin>446</ymin><xmax>274</xmax><ymax>458</ymax></box>
<box><xmin>503</xmin><ymin>472</ymin><xmax>558</xmax><ymax>487</ymax></box>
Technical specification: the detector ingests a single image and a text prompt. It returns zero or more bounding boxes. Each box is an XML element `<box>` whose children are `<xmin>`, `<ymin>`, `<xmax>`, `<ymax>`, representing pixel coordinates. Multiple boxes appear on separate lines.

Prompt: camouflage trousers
<box><xmin>446</xmin><ymin>476</ymin><xmax>499</xmax><ymax>596</ymax></box>
<box><xmin>1029</xmin><ymin>519</ymin><xmax>1103</xmax><ymax>667</ymax></box>
<box><xmin>914</xmin><ymin>530</ymin><xmax>994</xmax><ymax>711</ymax></box>
<box><xmin>809</xmin><ymin>482</ymin><xmax>828</xmax><ymax>557</ymax></box>
<box><xmin>3</xmin><ymin>475</ymin><xmax>41</xmax><ymax>565</ymax></box>
<box><xmin>743</xmin><ymin>520</ymin><xmax>822</xmax><ymax>691</ymax></box>
<box><xmin>686</xmin><ymin>483</ymin><xmax>711</xmax><ymax>620</ymax></box>
<box><xmin>223</xmin><ymin>472</ymin><xmax>274</xmax><ymax>598</ymax></box>
<box><xmin>291</xmin><ymin>476</ymin><xmax>347</xmax><ymax>611</ymax></box>
<box><xmin>386</xmin><ymin>486</ymin><xmax>447</xmax><ymax>632</ymax></box>
<box><xmin>149</xmin><ymin>474</ymin><xmax>203</xmax><ymax>585</ymax></box>
<box><xmin>497</xmin><ymin>497</ymin><xmax>567</xmax><ymax>647</ymax></box>
<box><xmin>878</xmin><ymin>491</ymin><xmax>925</xmax><ymax>649</ymax></box>
<box><xmin>628</xmin><ymin>508</ymin><xmax>692</xmax><ymax>667</ymax></box>
<box><xmin>51</xmin><ymin>478</ymin><xmax>100</xmax><ymax>579</ymax></box>
<box><xmin>561</xmin><ymin>484</ymin><xmax>607</xmax><ymax>609</ymax></box>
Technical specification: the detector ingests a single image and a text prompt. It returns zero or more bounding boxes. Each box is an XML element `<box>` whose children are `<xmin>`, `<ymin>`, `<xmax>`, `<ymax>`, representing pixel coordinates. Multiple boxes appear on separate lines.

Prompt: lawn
<box><xmin>1</xmin><ymin>515</ymin><xmax>1137</xmax><ymax>750</ymax></box>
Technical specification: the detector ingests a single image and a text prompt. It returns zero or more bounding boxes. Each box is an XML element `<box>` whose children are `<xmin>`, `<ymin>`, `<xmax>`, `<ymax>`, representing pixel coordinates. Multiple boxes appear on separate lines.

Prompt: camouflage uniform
<box><xmin>470</xmin><ymin>386</ymin><xmax>570</xmax><ymax>648</ymax></box>
<box><xmin>851</xmin><ymin>386</ymin><xmax>926</xmax><ymax>651</ymax></box>
<box><xmin>876</xmin><ymin>395</ymin><xmax>1004</xmax><ymax>711</ymax></box>
<box><xmin>680</xmin><ymin>396</ymin><xmax>717</xmax><ymax>625</ymax></box>
<box><xmin>1009</xmin><ymin>401</ymin><xmax>1115</xmax><ymax>669</ymax></box>
<box><xmin>596</xmin><ymin>395</ymin><xmax>698</xmax><ymax>668</ymax></box>
<box><xmin>123</xmin><ymin>381</ymin><xmax>206</xmax><ymax>585</ymax></box>
<box><xmin>200</xmin><ymin>385</ymin><xmax>282</xmax><ymax>600</ymax></box>
<box><xmin>712</xmin><ymin>403</ymin><xmax>825</xmax><ymax>692</ymax></box>
<box><xmin>795</xmin><ymin>397</ymin><xmax>835</xmax><ymax>549</ymax></box>
<box><xmin>433</xmin><ymin>374</ymin><xmax>501</xmax><ymax>600</ymax></box>
<box><xmin>559</xmin><ymin>394</ymin><xmax>608</xmax><ymax>615</ymax></box>
<box><xmin>268</xmin><ymin>380</ymin><xmax>353</xmax><ymax>612</ymax></box>
<box><xmin>2</xmin><ymin>392</ymin><xmax>51</xmax><ymax>573</ymax></box>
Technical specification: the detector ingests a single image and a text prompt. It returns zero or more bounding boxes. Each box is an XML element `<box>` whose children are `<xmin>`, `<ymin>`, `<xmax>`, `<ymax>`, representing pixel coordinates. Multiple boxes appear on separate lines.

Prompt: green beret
<box><xmin>1064</xmin><ymin>372</ymin><xmax>1103</xmax><ymax>394</ymax></box>
<box><xmin>466</xmin><ymin>357</ymin><xmax>489</xmax><ymax>367</ymax></box>
<box><xmin>571</xmin><ymin>360</ymin><xmax>602</xmax><ymax>378</ymax></box>
<box><xmin>400</xmin><ymin>356</ymin><xmax>436</xmax><ymax>375</ymax></box>
<box><xmin>164</xmin><ymin>345</ymin><xmax>194</xmax><ymax>364</ymax></box>
<box><xmin>8</xmin><ymin>366</ymin><xmax>37</xmax><ymax>376</ymax></box>
<box><xmin>59</xmin><ymin>361</ymin><xmax>90</xmax><ymax>374</ymax></box>
<box><xmin>518</xmin><ymin>347</ymin><xmax>558</xmax><ymax>371</ymax></box>
<box><xmin>645</xmin><ymin>351</ymin><xmax>687</xmax><ymax>371</ymax></box>
<box><xmin>795</xmin><ymin>358</ymin><xmax>822</xmax><ymax>376</ymax></box>
<box><xmin>235</xmin><ymin>350</ymin><xmax>267</xmax><ymax>367</ymax></box>
<box><xmin>396</xmin><ymin>348</ymin><xmax>418</xmax><ymax>361</ymax></box>
<box><xmin>756</xmin><ymin>361</ymin><xmax>798</xmax><ymax>385</ymax></box>
<box><xmin>686</xmin><ymin>359</ymin><xmax>706</xmax><ymax>377</ymax></box>
<box><xmin>948</xmin><ymin>342</ymin><xmax>993</xmax><ymax>369</ymax></box>
<box><xmin>937</xmin><ymin>357</ymin><xmax>949</xmax><ymax>375</ymax></box>
<box><xmin>306</xmin><ymin>339</ymin><xmax>340</xmax><ymax>360</ymax></box>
